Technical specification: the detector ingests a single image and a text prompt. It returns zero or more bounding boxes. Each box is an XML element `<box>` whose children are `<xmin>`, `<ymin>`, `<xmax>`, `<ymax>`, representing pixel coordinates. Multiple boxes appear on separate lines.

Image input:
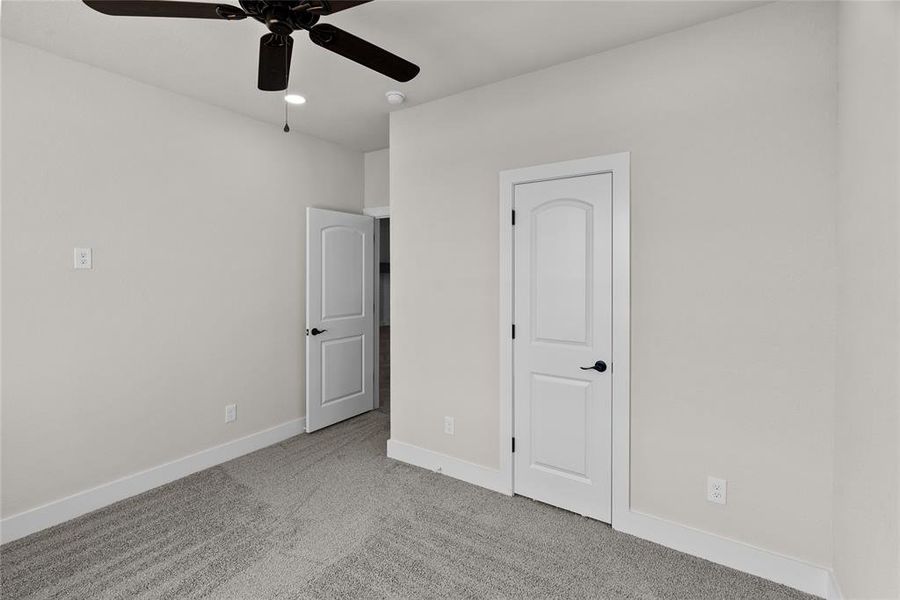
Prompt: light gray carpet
<box><xmin>1</xmin><ymin>411</ymin><xmax>814</xmax><ymax>600</ymax></box>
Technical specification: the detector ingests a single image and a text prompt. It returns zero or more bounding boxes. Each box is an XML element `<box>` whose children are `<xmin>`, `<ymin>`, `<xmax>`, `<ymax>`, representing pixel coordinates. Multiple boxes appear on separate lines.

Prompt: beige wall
<box><xmin>364</xmin><ymin>148</ymin><xmax>390</xmax><ymax>208</ymax></box>
<box><xmin>0</xmin><ymin>40</ymin><xmax>363</xmax><ymax>518</ymax></box>
<box><xmin>833</xmin><ymin>3</ymin><xmax>900</xmax><ymax>599</ymax></box>
<box><xmin>390</xmin><ymin>1</ymin><xmax>837</xmax><ymax>566</ymax></box>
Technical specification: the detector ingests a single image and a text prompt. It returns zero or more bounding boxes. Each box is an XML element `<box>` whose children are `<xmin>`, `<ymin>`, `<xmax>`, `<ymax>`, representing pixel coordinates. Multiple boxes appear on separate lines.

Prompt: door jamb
<box><xmin>367</xmin><ymin>206</ymin><xmax>390</xmax><ymax>410</ymax></box>
<box><xmin>364</xmin><ymin>206</ymin><xmax>390</xmax><ymax>219</ymax></box>
<box><xmin>498</xmin><ymin>153</ymin><xmax>630</xmax><ymax>526</ymax></box>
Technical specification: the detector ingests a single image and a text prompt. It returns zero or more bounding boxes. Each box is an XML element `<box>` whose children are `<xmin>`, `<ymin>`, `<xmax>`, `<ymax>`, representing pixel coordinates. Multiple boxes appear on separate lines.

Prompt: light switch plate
<box><xmin>74</xmin><ymin>248</ymin><xmax>92</xmax><ymax>270</ymax></box>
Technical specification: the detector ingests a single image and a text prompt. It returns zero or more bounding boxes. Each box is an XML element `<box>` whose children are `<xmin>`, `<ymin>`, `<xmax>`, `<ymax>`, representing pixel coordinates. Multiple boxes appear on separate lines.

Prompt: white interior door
<box><xmin>513</xmin><ymin>173</ymin><xmax>613</xmax><ymax>521</ymax></box>
<box><xmin>306</xmin><ymin>208</ymin><xmax>375</xmax><ymax>432</ymax></box>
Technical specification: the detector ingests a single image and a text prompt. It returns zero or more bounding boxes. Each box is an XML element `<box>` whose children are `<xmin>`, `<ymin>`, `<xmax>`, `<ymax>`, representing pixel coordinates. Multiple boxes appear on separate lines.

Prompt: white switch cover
<box><xmin>443</xmin><ymin>416</ymin><xmax>454</xmax><ymax>435</ymax></box>
<box><xmin>74</xmin><ymin>248</ymin><xmax>92</xmax><ymax>270</ymax></box>
<box><xmin>707</xmin><ymin>476</ymin><xmax>727</xmax><ymax>504</ymax></box>
<box><xmin>225</xmin><ymin>404</ymin><xmax>236</xmax><ymax>423</ymax></box>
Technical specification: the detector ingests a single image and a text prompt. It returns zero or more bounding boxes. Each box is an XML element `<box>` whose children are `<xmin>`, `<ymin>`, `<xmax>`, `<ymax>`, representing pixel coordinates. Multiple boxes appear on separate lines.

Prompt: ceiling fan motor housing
<box><xmin>239</xmin><ymin>1</ymin><xmax>320</xmax><ymax>34</ymax></box>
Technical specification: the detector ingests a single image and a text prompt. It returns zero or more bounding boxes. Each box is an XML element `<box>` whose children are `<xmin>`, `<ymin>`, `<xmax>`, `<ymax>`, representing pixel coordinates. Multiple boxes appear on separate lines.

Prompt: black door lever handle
<box><xmin>580</xmin><ymin>360</ymin><xmax>607</xmax><ymax>373</ymax></box>
<box><xmin>310</xmin><ymin>328</ymin><xmax>327</xmax><ymax>336</ymax></box>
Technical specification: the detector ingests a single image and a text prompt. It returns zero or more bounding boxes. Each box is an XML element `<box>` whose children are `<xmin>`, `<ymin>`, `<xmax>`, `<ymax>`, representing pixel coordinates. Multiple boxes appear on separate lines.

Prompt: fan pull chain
<box><xmin>283</xmin><ymin>39</ymin><xmax>290</xmax><ymax>133</ymax></box>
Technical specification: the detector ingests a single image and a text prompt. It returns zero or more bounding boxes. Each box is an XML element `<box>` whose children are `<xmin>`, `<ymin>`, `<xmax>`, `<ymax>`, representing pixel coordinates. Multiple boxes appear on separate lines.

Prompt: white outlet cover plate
<box><xmin>74</xmin><ymin>247</ymin><xmax>92</xmax><ymax>270</ymax></box>
<box><xmin>225</xmin><ymin>404</ymin><xmax>236</xmax><ymax>423</ymax></box>
<box><xmin>707</xmin><ymin>476</ymin><xmax>727</xmax><ymax>504</ymax></box>
<box><xmin>443</xmin><ymin>416</ymin><xmax>454</xmax><ymax>435</ymax></box>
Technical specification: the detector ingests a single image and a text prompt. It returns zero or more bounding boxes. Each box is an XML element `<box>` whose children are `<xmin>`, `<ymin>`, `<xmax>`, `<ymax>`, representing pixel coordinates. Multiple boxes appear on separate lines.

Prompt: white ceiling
<box><xmin>2</xmin><ymin>0</ymin><xmax>763</xmax><ymax>151</ymax></box>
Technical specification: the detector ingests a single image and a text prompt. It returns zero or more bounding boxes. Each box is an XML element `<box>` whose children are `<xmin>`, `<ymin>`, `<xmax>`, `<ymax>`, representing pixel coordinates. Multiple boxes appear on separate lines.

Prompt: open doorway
<box><xmin>376</xmin><ymin>217</ymin><xmax>390</xmax><ymax>414</ymax></box>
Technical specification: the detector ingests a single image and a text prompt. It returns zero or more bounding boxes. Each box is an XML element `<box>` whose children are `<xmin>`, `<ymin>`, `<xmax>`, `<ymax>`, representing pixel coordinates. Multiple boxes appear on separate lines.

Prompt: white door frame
<box><xmin>366</xmin><ymin>206</ymin><xmax>390</xmax><ymax>409</ymax></box>
<box><xmin>498</xmin><ymin>152</ymin><xmax>630</xmax><ymax>526</ymax></box>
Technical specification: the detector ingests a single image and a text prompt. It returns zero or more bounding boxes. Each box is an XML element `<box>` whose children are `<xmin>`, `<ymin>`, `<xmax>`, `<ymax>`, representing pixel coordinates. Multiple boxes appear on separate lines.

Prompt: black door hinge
<box><xmin>512</xmin><ymin>437</ymin><xmax>516</xmax><ymax>453</ymax></box>
<box><xmin>511</xmin><ymin>210</ymin><xmax>516</xmax><ymax>226</ymax></box>
<box><xmin>511</xmin><ymin>324</ymin><xmax>516</xmax><ymax>339</ymax></box>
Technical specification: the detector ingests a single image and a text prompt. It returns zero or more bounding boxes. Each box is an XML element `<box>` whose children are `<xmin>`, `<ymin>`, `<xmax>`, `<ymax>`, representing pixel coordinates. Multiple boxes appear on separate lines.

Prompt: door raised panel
<box><xmin>322</xmin><ymin>226</ymin><xmax>365</xmax><ymax>321</ymax></box>
<box><xmin>321</xmin><ymin>334</ymin><xmax>365</xmax><ymax>406</ymax></box>
<box><xmin>530</xmin><ymin>200</ymin><xmax>593</xmax><ymax>345</ymax></box>
<box><xmin>530</xmin><ymin>373</ymin><xmax>590</xmax><ymax>480</ymax></box>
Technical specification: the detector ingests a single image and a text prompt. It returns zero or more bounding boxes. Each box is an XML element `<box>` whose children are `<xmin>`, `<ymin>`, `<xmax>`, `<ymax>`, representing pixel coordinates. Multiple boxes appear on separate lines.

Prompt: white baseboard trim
<box><xmin>1</xmin><ymin>418</ymin><xmax>306</xmax><ymax>545</ymax></box>
<box><xmin>614</xmin><ymin>510</ymin><xmax>830</xmax><ymax>598</ymax></box>
<box><xmin>826</xmin><ymin>570</ymin><xmax>844</xmax><ymax>600</ymax></box>
<box><xmin>6</xmin><ymin>430</ymin><xmax>833</xmax><ymax>598</ymax></box>
<box><xmin>386</xmin><ymin>439</ymin><xmax>831</xmax><ymax>599</ymax></box>
<box><xmin>386</xmin><ymin>439</ymin><xmax>511</xmax><ymax>496</ymax></box>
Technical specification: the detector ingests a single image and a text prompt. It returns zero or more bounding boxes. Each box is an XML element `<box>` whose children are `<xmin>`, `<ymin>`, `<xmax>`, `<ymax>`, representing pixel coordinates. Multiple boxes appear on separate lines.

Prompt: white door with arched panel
<box><xmin>306</xmin><ymin>208</ymin><xmax>375</xmax><ymax>433</ymax></box>
<box><xmin>513</xmin><ymin>174</ymin><xmax>612</xmax><ymax>521</ymax></box>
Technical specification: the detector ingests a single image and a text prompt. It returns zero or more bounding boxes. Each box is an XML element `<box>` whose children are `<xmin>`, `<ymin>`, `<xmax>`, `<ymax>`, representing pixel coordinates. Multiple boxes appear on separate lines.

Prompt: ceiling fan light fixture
<box><xmin>285</xmin><ymin>94</ymin><xmax>307</xmax><ymax>105</ymax></box>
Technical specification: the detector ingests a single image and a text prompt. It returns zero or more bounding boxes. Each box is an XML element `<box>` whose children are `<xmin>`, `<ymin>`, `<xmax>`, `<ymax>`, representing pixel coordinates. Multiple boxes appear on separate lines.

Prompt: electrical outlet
<box><xmin>707</xmin><ymin>476</ymin><xmax>727</xmax><ymax>504</ymax></box>
<box><xmin>443</xmin><ymin>416</ymin><xmax>455</xmax><ymax>435</ymax></box>
<box><xmin>225</xmin><ymin>404</ymin><xmax>236</xmax><ymax>423</ymax></box>
<box><xmin>74</xmin><ymin>248</ymin><xmax>92</xmax><ymax>270</ymax></box>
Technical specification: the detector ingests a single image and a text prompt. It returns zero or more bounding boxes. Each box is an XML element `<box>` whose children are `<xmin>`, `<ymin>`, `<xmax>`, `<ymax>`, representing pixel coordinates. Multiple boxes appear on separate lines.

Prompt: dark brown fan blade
<box><xmin>258</xmin><ymin>34</ymin><xmax>294</xmax><ymax>91</ymax></box>
<box><xmin>83</xmin><ymin>1</ymin><xmax>246</xmax><ymax>20</ymax></box>
<box><xmin>306</xmin><ymin>1</ymin><xmax>373</xmax><ymax>15</ymax></box>
<box><xmin>309</xmin><ymin>24</ymin><xmax>419</xmax><ymax>82</ymax></box>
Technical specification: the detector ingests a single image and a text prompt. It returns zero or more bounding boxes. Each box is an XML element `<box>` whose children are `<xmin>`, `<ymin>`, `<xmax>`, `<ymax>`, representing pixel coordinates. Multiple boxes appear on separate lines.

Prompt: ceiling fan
<box><xmin>82</xmin><ymin>1</ymin><xmax>420</xmax><ymax>91</ymax></box>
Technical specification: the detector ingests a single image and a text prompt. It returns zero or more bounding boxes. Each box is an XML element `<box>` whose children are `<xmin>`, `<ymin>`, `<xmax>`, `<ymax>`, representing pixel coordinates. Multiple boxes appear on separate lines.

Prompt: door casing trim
<box><xmin>498</xmin><ymin>152</ymin><xmax>630</xmax><ymax>526</ymax></box>
<box><xmin>369</xmin><ymin>206</ymin><xmax>390</xmax><ymax>410</ymax></box>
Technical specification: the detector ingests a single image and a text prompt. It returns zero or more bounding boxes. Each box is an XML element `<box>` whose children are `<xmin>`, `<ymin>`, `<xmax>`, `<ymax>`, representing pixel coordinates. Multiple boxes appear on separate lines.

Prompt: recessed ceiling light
<box><xmin>284</xmin><ymin>94</ymin><xmax>306</xmax><ymax>105</ymax></box>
